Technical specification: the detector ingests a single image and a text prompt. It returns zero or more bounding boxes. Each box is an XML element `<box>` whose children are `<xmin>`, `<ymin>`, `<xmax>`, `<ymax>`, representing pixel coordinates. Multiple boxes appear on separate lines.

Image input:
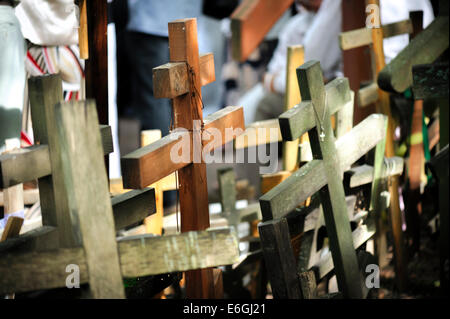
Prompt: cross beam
<box><xmin>121</xmin><ymin>18</ymin><xmax>244</xmax><ymax>298</ymax></box>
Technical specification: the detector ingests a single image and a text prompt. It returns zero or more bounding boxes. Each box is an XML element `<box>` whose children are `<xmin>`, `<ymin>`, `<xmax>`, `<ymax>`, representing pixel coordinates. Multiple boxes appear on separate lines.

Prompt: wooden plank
<box><xmin>231</xmin><ymin>0</ymin><xmax>294</xmax><ymax>62</ymax></box>
<box><xmin>0</xmin><ymin>226</ymin><xmax>57</xmax><ymax>253</ymax></box>
<box><xmin>412</xmin><ymin>63</ymin><xmax>449</xmax><ymax>100</ymax></box>
<box><xmin>1</xmin><ymin>216</ymin><xmax>24</xmax><ymax>242</ymax></box>
<box><xmin>55</xmin><ymin>100</ymin><xmax>124</xmax><ymax>298</ymax></box>
<box><xmin>0</xmin><ymin>228</ymin><xmax>239</xmax><ymax>295</ymax></box>
<box><xmin>0</xmin><ymin>145</ymin><xmax>50</xmax><ymax>189</ymax></box>
<box><xmin>203</xmin><ymin>106</ymin><xmax>245</xmax><ymax>150</ymax></box>
<box><xmin>339</xmin><ymin>19</ymin><xmax>413</xmax><ymax>50</ymax></box>
<box><xmin>28</xmin><ymin>75</ymin><xmax>75</xmax><ymax>247</ymax></box>
<box><xmin>234</xmin><ymin>119</ymin><xmax>281</xmax><ymax>149</ymax></box>
<box><xmin>261</xmin><ymin>170</ymin><xmax>291</xmax><ymax>194</ymax></box>
<box><xmin>259</xmin><ymin>218</ymin><xmax>302</xmax><ymax>299</ymax></box>
<box><xmin>168</xmin><ymin>18</ymin><xmax>214</xmax><ymax>299</ymax></box>
<box><xmin>357</xmin><ymin>82</ymin><xmax>379</xmax><ymax>108</ymax></box>
<box><xmin>378</xmin><ymin>17</ymin><xmax>449</xmax><ymax>93</ymax></box>
<box><xmin>121</xmin><ymin>130</ymin><xmax>191</xmax><ymax>189</ymax></box>
<box><xmin>346</xmin><ymin>157</ymin><xmax>404</xmax><ymax>188</ymax></box>
<box><xmin>119</xmin><ymin>228</ymin><xmax>239</xmax><ymax>277</ymax></box>
<box><xmin>153</xmin><ymin>53</ymin><xmax>215</xmax><ymax>99</ymax></box>
<box><xmin>111</xmin><ymin>188</ymin><xmax>156</xmax><ymax>231</ymax></box>
<box><xmin>283</xmin><ymin>45</ymin><xmax>304</xmax><ymax>172</ymax></box>
<box><xmin>335</xmin><ymin>91</ymin><xmax>355</xmax><ymax>138</ymax></box>
<box><xmin>0</xmin><ymin>124</ymin><xmax>112</xmax><ymax>190</ymax></box>
<box><xmin>279</xmin><ymin>77</ymin><xmax>352</xmax><ymax>141</ymax></box>
<box><xmin>260</xmin><ymin>114</ymin><xmax>387</xmax><ymax>221</ymax></box>
<box><xmin>217</xmin><ymin>167</ymin><xmax>236</xmax><ymax>214</ymax></box>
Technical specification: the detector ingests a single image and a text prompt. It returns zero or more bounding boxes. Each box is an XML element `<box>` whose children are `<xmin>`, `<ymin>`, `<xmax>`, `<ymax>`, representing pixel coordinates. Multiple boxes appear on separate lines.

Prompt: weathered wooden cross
<box><xmin>121</xmin><ymin>18</ymin><xmax>244</xmax><ymax>298</ymax></box>
<box><xmin>0</xmin><ymin>75</ymin><xmax>239</xmax><ymax>298</ymax></box>
<box><xmin>258</xmin><ymin>61</ymin><xmax>390</xmax><ymax>298</ymax></box>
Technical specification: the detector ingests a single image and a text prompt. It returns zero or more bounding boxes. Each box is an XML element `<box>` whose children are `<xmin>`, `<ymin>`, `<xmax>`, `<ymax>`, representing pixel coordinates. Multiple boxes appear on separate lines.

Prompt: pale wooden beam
<box><xmin>346</xmin><ymin>157</ymin><xmax>404</xmax><ymax>188</ymax></box>
<box><xmin>339</xmin><ymin>19</ymin><xmax>413</xmax><ymax>50</ymax></box>
<box><xmin>0</xmin><ymin>228</ymin><xmax>239</xmax><ymax>295</ymax></box>
<box><xmin>234</xmin><ymin>119</ymin><xmax>281</xmax><ymax>149</ymax></box>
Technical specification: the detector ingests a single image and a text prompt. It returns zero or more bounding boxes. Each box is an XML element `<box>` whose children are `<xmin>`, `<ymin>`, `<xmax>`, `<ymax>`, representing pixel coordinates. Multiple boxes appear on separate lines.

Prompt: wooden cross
<box><xmin>231</xmin><ymin>0</ymin><xmax>294</xmax><ymax>62</ymax></box>
<box><xmin>0</xmin><ymin>77</ymin><xmax>239</xmax><ymax>297</ymax></box>
<box><xmin>259</xmin><ymin>61</ymin><xmax>390</xmax><ymax>298</ymax></box>
<box><xmin>121</xmin><ymin>18</ymin><xmax>244</xmax><ymax>298</ymax></box>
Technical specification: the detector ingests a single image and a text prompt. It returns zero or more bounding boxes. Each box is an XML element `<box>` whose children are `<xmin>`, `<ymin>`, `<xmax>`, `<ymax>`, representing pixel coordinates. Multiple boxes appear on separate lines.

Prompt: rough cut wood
<box><xmin>378</xmin><ymin>17</ymin><xmax>449</xmax><ymax>93</ymax></box>
<box><xmin>0</xmin><ymin>125</ymin><xmax>112</xmax><ymax>189</ymax></box>
<box><xmin>412</xmin><ymin>63</ymin><xmax>449</xmax><ymax>100</ymax></box>
<box><xmin>153</xmin><ymin>53</ymin><xmax>215</xmax><ymax>99</ymax></box>
<box><xmin>28</xmin><ymin>75</ymin><xmax>74</xmax><ymax>247</ymax></box>
<box><xmin>119</xmin><ymin>228</ymin><xmax>239</xmax><ymax>277</ymax></box>
<box><xmin>217</xmin><ymin>168</ymin><xmax>236</xmax><ymax>214</ymax></box>
<box><xmin>234</xmin><ymin>119</ymin><xmax>281</xmax><ymax>149</ymax></box>
<box><xmin>261</xmin><ymin>113</ymin><xmax>387</xmax><ymax>221</ymax></box>
<box><xmin>231</xmin><ymin>0</ymin><xmax>294</xmax><ymax>62</ymax></box>
<box><xmin>339</xmin><ymin>19</ymin><xmax>413</xmax><ymax>50</ymax></box>
<box><xmin>0</xmin><ymin>189</ymin><xmax>39</xmax><ymax>207</ymax></box>
<box><xmin>0</xmin><ymin>226</ymin><xmax>57</xmax><ymax>253</ymax></box>
<box><xmin>203</xmin><ymin>106</ymin><xmax>245</xmax><ymax>150</ymax></box>
<box><xmin>111</xmin><ymin>188</ymin><xmax>156</xmax><ymax>230</ymax></box>
<box><xmin>0</xmin><ymin>145</ymin><xmax>50</xmax><ymax>188</ymax></box>
<box><xmin>0</xmin><ymin>228</ymin><xmax>239</xmax><ymax>295</ymax></box>
<box><xmin>55</xmin><ymin>100</ymin><xmax>125</xmax><ymax>298</ymax></box>
<box><xmin>279</xmin><ymin>77</ymin><xmax>352</xmax><ymax>141</ymax></box>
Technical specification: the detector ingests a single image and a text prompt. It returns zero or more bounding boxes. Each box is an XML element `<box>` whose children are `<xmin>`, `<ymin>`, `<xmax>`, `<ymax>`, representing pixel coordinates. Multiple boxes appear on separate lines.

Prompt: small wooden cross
<box><xmin>121</xmin><ymin>18</ymin><xmax>245</xmax><ymax>298</ymax></box>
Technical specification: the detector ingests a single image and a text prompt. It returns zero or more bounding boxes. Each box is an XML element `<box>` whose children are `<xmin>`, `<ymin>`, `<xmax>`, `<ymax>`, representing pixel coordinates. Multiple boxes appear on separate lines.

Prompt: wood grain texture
<box><xmin>111</xmin><ymin>188</ymin><xmax>156</xmax><ymax>230</ymax></box>
<box><xmin>0</xmin><ymin>228</ymin><xmax>239</xmax><ymax>295</ymax></box>
<box><xmin>78</xmin><ymin>0</ymin><xmax>89</xmax><ymax>59</ymax></box>
<box><xmin>279</xmin><ymin>77</ymin><xmax>352</xmax><ymax>141</ymax></box>
<box><xmin>203</xmin><ymin>106</ymin><xmax>245</xmax><ymax>150</ymax></box>
<box><xmin>153</xmin><ymin>53</ymin><xmax>215</xmax><ymax>99</ymax></box>
<box><xmin>0</xmin><ymin>226</ymin><xmax>57</xmax><ymax>253</ymax></box>
<box><xmin>28</xmin><ymin>75</ymin><xmax>76</xmax><ymax>247</ymax></box>
<box><xmin>55</xmin><ymin>100</ymin><xmax>124</xmax><ymax>298</ymax></box>
<box><xmin>217</xmin><ymin>167</ymin><xmax>236</xmax><ymax>214</ymax></box>
<box><xmin>378</xmin><ymin>16</ymin><xmax>449</xmax><ymax>93</ymax></box>
<box><xmin>121</xmin><ymin>130</ymin><xmax>191</xmax><ymax>189</ymax></box>
<box><xmin>0</xmin><ymin>146</ymin><xmax>50</xmax><ymax>188</ymax></box>
<box><xmin>231</xmin><ymin>0</ymin><xmax>294</xmax><ymax>62</ymax></box>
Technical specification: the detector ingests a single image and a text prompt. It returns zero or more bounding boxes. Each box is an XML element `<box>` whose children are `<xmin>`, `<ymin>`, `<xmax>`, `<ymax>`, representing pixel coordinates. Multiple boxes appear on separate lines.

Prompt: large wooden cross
<box><xmin>259</xmin><ymin>61</ymin><xmax>390</xmax><ymax>298</ymax></box>
<box><xmin>0</xmin><ymin>76</ymin><xmax>239</xmax><ymax>297</ymax></box>
<box><xmin>121</xmin><ymin>18</ymin><xmax>244</xmax><ymax>298</ymax></box>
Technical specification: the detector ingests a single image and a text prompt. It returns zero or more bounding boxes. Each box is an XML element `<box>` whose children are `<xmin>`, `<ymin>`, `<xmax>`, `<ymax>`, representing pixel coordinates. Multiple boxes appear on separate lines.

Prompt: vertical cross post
<box><xmin>298</xmin><ymin>61</ymin><xmax>363</xmax><ymax>298</ymax></box>
<box><xmin>167</xmin><ymin>18</ymin><xmax>214</xmax><ymax>298</ymax></box>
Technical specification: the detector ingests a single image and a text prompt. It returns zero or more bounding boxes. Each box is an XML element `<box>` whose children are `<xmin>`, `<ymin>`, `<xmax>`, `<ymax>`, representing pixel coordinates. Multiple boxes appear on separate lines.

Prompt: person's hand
<box><xmin>296</xmin><ymin>0</ymin><xmax>322</xmax><ymax>12</ymax></box>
